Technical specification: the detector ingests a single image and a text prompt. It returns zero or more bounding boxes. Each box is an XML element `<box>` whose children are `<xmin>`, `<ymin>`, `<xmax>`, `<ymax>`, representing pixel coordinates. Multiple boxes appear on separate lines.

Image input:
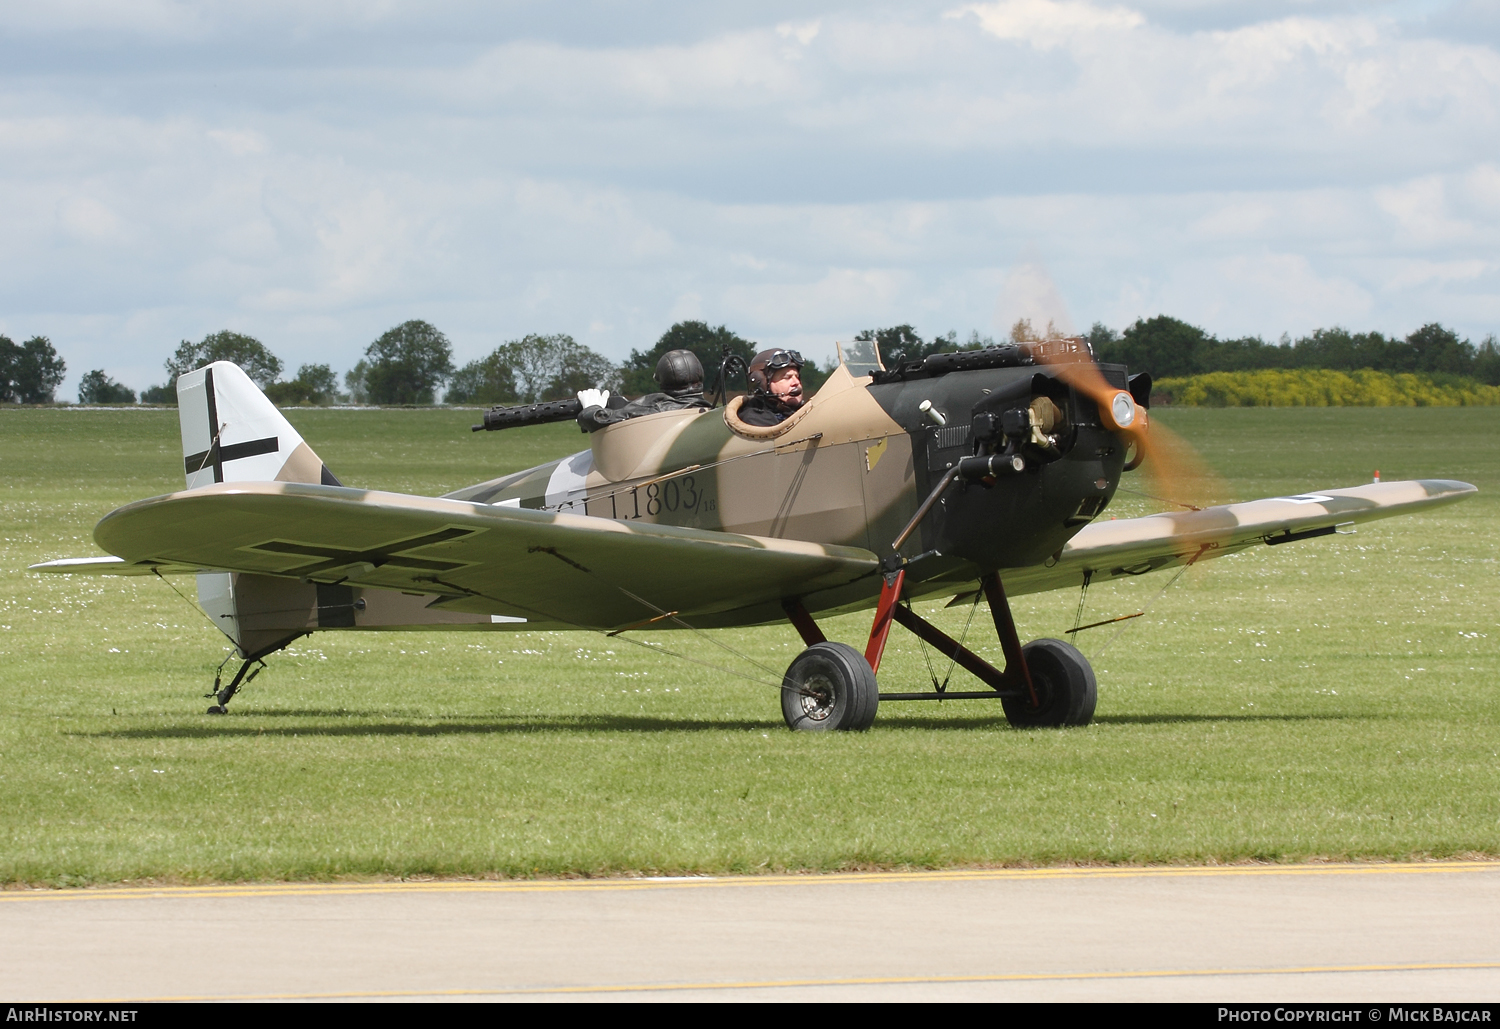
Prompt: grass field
<box><xmin>1</xmin><ymin>405</ymin><xmax>1497</xmax><ymax>884</ymax></box>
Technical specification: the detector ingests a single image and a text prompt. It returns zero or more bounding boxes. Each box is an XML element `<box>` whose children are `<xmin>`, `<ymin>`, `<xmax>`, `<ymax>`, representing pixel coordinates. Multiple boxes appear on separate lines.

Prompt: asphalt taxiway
<box><xmin>3</xmin><ymin>862</ymin><xmax>1498</xmax><ymax>1002</ymax></box>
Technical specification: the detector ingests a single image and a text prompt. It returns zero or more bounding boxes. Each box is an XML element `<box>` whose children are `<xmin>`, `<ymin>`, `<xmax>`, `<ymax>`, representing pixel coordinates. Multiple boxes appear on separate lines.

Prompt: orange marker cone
<box><xmin>1373</xmin><ymin>469</ymin><xmax>1381</xmax><ymax>483</ymax></box>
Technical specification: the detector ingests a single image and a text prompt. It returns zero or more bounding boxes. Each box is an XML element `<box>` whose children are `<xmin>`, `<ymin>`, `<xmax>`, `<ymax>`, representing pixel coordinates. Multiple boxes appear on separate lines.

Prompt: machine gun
<box><xmin>471</xmin><ymin>397</ymin><xmax>584</xmax><ymax>432</ymax></box>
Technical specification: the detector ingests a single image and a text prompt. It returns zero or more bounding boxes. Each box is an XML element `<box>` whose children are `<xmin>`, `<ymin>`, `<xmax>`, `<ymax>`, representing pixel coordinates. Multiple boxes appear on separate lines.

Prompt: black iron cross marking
<box><xmin>183</xmin><ymin>367</ymin><xmax>279</xmax><ymax>482</ymax></box>
<box><xmin>246</xmin><ymin>527</ymin><xmax>478</xmax><ymax>577</ymax></box>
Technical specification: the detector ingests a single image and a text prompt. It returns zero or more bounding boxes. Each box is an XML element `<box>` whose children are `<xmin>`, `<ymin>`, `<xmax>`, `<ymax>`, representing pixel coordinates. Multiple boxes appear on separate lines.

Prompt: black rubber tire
<box><xmin>781</xmin><ymin>642</ymin><xmax>880</xmax><ymax>732</ymax></box>
<box><xmin>1001</xmin><ymin>638</ymin><xmax>1097</xmax><ymax>728</ymax></box>
<box><xmin>206</xmin><ymin>705</ymin><xmax>227</xmax><ymax>715</ymax></box>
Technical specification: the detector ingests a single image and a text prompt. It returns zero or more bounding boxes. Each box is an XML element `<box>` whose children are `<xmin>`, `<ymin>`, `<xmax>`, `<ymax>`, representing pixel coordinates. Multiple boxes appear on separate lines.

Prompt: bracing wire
<box><xmin>1090</xmin><ymin>547</ymin><xmax>1207</xmax><ymax>661</ymax></box>
<box><xmin>431</xmin><ymin>559</ymin><xmax>794</xmax><ymax>693</ymax></box>
<box><xmin>942</xmin><ymin>587</ymin><xmax>983</xmax><ymax>692</ymax></box>
<box><xmin>1112</xmin><ymin>484</ymin><xmax>1204</xmax><ymax>512</ymax></box>
<box><xmin>909</xmin><ymin>584</ymin><xmax>983</xmax><ymax>695</ymax></box>
<box><xmin>613</xmin><ymin>585</ymin><xmax>787</xmax><ymax>683</ymax></box>
<box><xmin>153</xmin><ymin>569</ymin><xmax>228</xmax><ymax>636</ymax></box>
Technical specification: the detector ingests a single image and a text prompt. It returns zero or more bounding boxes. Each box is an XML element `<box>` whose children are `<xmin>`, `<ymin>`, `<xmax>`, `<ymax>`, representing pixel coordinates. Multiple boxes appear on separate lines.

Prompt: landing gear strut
<box><xmin>205</xmin><ymin>658</ymin><xmax>265</xmax><ymax>715</ymax></box>
<box><xmin>780</xmin><ymin>569</ymin><xmax>1097</xmax><ymax>731</ymax></box>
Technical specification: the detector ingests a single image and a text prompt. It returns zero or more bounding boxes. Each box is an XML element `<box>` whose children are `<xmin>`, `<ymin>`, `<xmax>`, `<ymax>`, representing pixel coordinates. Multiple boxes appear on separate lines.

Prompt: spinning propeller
<box><xmin>1028</xmin><ymin>339</ymin><xmax>1225</xmax><ymax>513</ymax></box>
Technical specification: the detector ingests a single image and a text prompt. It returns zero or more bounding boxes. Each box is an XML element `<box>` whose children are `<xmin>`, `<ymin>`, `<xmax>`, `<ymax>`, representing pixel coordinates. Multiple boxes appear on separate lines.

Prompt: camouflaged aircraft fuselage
<box><xmin>445</xmin><ymin>361</ymin><xmax>1127</xmax><ymax>607</ymax></box>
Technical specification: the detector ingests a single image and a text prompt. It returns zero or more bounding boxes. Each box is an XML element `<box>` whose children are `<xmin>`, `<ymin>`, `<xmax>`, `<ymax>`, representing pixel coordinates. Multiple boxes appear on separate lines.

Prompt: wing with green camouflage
<box><xmin>999</xmin><ymin>479</ymin><xmax>1477</xmax><ymax>597</ymax></box>
<box><xmin>74</xmin><ymin>481</ymin><xmax>880</xmax><ymax>629</ymax></box>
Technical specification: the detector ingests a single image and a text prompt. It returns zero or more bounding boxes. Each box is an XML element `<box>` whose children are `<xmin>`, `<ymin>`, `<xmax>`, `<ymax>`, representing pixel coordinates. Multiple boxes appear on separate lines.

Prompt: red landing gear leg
<box><xmin>981</xmin><ymin>571</ymin><xmax>1037</xmax><ymax>707</ymax></box>
<box><xmin>863</xmin><ymin>568</ymin><xmax>906</xmax><ymax>674</ymax></box>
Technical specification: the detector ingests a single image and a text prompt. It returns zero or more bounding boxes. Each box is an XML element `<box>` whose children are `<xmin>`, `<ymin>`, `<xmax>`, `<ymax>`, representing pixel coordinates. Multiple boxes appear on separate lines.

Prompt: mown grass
<box><xmin>1</xmin><ymin>406</ymin><xmax>1496</xmax><ymax>884</ymax></box>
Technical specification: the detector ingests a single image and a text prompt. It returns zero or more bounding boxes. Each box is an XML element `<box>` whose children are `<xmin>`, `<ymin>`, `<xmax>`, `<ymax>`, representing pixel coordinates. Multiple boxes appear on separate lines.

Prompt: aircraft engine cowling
<box><xmin>867</xmin><ymin>361</ymin><xmax>1132</xmax><ymax>571</ymax></box>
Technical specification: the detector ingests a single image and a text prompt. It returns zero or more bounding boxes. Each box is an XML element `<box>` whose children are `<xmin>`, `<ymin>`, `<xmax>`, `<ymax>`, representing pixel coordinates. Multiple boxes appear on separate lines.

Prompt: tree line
<box><xmin>7</xmin><ymin>313</ymin><xmax>1497</xmax><ymax>406</ymax></box>
<box><xmin>29</xmin><ymin>319</ymin><xmax>772</xmax><ymax>407</ymax></box>
<box><xmin>1087</xmin><ymin>316</ymin><xmax>1500</xmax><ymax>384</ymax></box>
<box><xmin>839</xmin><ymin>317</ymin><xmax>1500</xmax><ymax>386</ymax></box>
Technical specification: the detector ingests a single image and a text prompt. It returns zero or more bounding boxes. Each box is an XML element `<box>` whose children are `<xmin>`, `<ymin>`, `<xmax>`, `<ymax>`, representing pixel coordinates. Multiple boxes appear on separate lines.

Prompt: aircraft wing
<box><xmin>52</xmin><ymin>481</ymin><xmax>879</xmax><ymax>629</ymax></box>
<box><xmin>1000</xmin><ymin>478</ymin><xmax>1477</xmax><ymax>596</ymax></box>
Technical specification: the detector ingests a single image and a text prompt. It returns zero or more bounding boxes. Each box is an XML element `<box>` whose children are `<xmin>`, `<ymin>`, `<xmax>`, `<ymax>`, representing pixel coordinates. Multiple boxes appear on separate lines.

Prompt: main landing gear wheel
<box><xmin>781</xmin><ymin>642</ymin><xmax>879</xmax><ymax>732</ymax></box>
<box><xmin>1002</xmin><ymin>638</ymin><xmax>1097</xmax><ymax>729</ymax></box>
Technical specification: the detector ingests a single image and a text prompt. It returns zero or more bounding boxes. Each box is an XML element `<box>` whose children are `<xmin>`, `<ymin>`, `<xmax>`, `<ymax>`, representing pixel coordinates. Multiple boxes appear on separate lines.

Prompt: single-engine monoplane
<box><xmin>32</xmin><ymin>339</ymin><xmax>1476</xmax><ymax>729</ymax></box>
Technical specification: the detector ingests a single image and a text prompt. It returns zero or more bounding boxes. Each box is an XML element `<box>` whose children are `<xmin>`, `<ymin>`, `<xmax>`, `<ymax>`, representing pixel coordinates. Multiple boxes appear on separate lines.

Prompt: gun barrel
<box><xmin>472</xmin><ymin>397</ymin><xmax>584</xmax><ymax>432</ymax></box>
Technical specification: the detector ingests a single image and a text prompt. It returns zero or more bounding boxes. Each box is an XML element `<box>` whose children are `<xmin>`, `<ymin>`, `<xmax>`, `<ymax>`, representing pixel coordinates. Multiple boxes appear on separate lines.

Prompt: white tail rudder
<box><xmin>176</xmin><ymin>361</ymin><xmax>339</xmax><ymax>489</ymax></box>
<box><xmin>177</xmin><ymin>361</ymin><xmax>340</xmax><ymax>658</ymax></box>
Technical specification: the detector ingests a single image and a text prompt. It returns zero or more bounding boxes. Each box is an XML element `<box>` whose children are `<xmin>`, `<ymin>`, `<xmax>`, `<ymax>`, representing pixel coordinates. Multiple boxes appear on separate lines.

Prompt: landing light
<box><xmin>1108</xmin><ymin>391</ymin><xmax>1136</xmax><ymax>430</ymax></box>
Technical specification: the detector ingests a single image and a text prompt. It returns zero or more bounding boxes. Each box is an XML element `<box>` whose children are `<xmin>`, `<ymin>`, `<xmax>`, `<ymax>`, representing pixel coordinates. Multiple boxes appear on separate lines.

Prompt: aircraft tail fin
<box><xmin>176</xmin><ymin>361</ymin><xmax>341</xmax><ymax>489</ymax></box>
<box><xmin>176</xmin><ymin>361</ymin><xmax>341</xmax><ymax>661</ymax></box>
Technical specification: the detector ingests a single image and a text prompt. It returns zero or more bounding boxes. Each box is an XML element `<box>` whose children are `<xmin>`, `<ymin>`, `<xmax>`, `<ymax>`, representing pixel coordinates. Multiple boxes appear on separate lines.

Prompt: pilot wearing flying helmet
<box><xmin>738</xmin><ymin>348</ymin><xmax>805</xmax><ymax>426</ymax></box>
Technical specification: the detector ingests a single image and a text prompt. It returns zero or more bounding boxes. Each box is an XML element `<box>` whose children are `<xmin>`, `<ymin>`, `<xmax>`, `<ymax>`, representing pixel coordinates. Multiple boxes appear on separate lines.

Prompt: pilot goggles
<box><xmin>764</xmin><ymin>349</ymin><xmax>803</xmax><ymax>370</ymax></box>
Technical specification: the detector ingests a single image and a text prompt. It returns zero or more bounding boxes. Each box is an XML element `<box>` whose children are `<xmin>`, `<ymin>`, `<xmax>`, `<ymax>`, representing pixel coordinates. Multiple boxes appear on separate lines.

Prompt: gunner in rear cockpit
<box><xmin>576</xmin><ymin>349</ymin><xmax>712</xmax><ymax>433</ymax></box>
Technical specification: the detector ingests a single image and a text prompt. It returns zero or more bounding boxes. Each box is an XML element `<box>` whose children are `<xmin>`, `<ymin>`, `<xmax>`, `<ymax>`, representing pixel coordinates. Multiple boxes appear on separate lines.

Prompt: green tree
<box><xmin>1287</xmin><ymin>327</ymin><xmax>1400</xmax><ymax>371</ymax></box>
<box><xmin>548</xmin><ymin>339</ymin><xmax>619</xmax><ymax>399</ymax></box>
<box><xmin>1405</xmin><ymin>323</ymin><xmax>1475</xmax><ymax>376</ymax></box>
<box><xmin>78</xmin><ymin>369</ymin><xmax>137</xmax><ymax>404</ymax></box>
<box><xmin>1087</xmin><ymin>322</ymin><xmax>1120</xmax><ymax>353</ymax></box>
<box><xmin>344</xmin><ymin>361</ymin><xmax>370</xmax><ymax>404</ymax></box>
<box><xmin>854</xmin><ymin>324</ymin><xmax>960</xmax><ymax>367</ymax></box>
<box><xmin>446</xmin><ymin>351</ymin><xmax>520</xmax><ymax>406</ymax></box>
<box><xmin>1475</xmin><ymin>335</ymin><xmax>1500</xmax><ymax>386</ymax></box>
<box><xmin>140</xmin><ymin>383</ymin><xmax>177</xmax><ymax>405</ymax></box>
<box><xmin>0</xmin><ymin>336</ymin><xmax>67</xmax><ymax>404</ymax></box>
<box><xmin>1093</xmin><ymin>316</ymin><xmax>1212</xmax><ymax>378</ymax></box>
<box><xmin>165</xmin><ymin>330</ymin><xmax>283</xmax><ymax>387</ymax></box>
<box><xmin>620</xmin><ymin>322</ymin><xmax>756</xmax><ymax>397</ymax></box>
<box><xmin>264</xmin><ymin>364</ymin><xmax>339</xmax><ymax>405</ymax></box>
<box><xmin>468</xmin><ymin>334</ymin><xmax>619</xmax><ymax>405</ymax></box>
<box><xmin>360</xmin><ymin>320</ymin><xmax>455</xmax><ymax>405</ymax></box>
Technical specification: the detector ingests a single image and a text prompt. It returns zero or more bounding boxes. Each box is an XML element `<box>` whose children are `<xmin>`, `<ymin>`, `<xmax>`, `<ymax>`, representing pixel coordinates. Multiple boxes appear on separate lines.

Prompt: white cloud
<box><xmin>1164</xmin><ymin>253</ymin><xmax>1373</xmax><ymax>335</ymax></box>
<box><xmin>0</xmin><ymin>2</ymin><xmax>1496</xmax><ymax>396</ymax></box>
<box><xmin>776</xmin><ymin>20</ymin><xmax>821</xmax><ymax>46</ymax></box>
<box><xmin>1383</xmin><ymin>259</ymin><xmax>1491</xmax><ymax>292</ymax></box>
<box><xmin>206</xmin><ymin>129</ymin><xmax>267</xmax><ymax>157</ymax></box>
<box><xmin>1376</xmin><ymin>176</ymin><xmax>1480</xmax><ymax>247</ymax></box>
<box><xmin>952</xmin><ymin>0</ymin><xmax>1143</xmax><ymax>50</ymax></box>
<box><xmin>56</xmin><ymin>196</ymin><xmax>124</xmax><ymax>243</ymax></box>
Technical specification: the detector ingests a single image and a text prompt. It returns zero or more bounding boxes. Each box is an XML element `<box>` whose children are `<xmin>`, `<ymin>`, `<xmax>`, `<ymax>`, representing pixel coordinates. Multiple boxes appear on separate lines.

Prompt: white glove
<box><xmin>576</xmin><ymin>388</ymin><xmax>609</xmax><ymax>409</ymax></box>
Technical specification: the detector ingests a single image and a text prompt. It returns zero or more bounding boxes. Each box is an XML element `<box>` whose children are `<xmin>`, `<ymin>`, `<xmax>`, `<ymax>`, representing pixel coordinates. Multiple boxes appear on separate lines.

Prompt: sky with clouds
<box><xmin>2</xmin><ymin>0</ymin><xmax>1497</xmax><ymax>394</ymax></box>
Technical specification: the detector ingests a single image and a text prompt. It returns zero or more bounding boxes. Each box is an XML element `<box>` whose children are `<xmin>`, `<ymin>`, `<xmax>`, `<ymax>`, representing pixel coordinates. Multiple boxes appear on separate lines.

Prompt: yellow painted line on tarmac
<box><xmin>4</xmin><ymin>860</ymin><xmax>1497</xmax><ymax>903</ymax></box>
<box><xmin>98</xmin><ymin>961</ymin><xmax>1500</xmax><ymax>1002</ymax></box>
